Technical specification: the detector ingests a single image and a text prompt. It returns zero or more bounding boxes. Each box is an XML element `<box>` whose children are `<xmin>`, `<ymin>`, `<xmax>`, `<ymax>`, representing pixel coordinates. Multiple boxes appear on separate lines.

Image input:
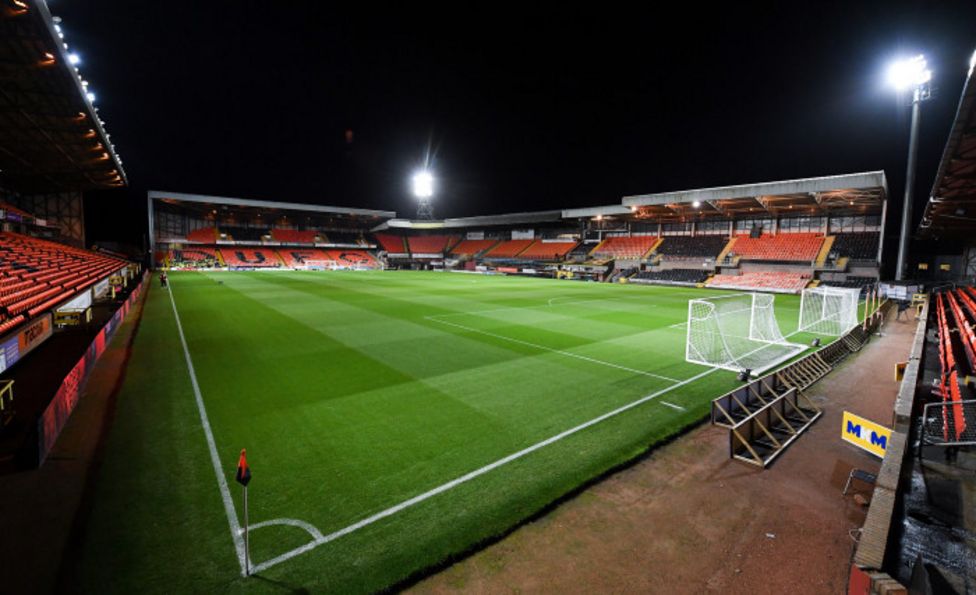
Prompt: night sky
<box><xmin>55</xmin><ymin>2</ymin><xmax>976</xmax><ymax>250</ymax></box>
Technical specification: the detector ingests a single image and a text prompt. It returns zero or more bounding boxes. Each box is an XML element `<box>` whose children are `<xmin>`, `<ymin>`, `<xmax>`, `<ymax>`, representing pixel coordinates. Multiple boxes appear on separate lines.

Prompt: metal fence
<box><xmin>919</xmin><ymin>399</ymin><xmax>976</xmax><ymax>447</ymax></box>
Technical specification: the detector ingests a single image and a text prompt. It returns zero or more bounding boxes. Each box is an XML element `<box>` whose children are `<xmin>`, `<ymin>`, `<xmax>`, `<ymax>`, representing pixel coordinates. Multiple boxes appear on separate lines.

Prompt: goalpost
<box><xmin>686</xmin><ymin>292</ymin><xmax>807</xmax><ymax>374</ymax></box>
<box><xmin>798</xmin><ymin>286</ymin><xmax>860</xmax><ymax>336</ymax></box>
<box><xmin>304</xmin><ymin>259</ymin><xmax>340</xmax><ymax>270</ymax></box>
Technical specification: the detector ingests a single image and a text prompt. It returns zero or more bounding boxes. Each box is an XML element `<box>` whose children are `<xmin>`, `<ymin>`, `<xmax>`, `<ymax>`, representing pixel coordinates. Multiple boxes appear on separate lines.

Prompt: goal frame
<box><xmin>303</xmin><ymin>259</ymin><xmax>340</xmax><ymax>270</ymax></box>
<box><xmin>798</xmin><ymin>286</ymin><xmax>860</xmax><ymax>336</ymax></box>
<box><xmin>685</xmin><ymin>292</ymin><xmax>807</xmax><ymax>374</ymax></box>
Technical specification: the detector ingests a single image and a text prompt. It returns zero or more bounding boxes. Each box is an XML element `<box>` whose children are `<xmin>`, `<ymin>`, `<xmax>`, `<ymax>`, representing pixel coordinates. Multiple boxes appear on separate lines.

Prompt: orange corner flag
<box><xmin>235</xmin><ymin>449</ymin><xmax>251</xmax><ymax>487</ymax></box>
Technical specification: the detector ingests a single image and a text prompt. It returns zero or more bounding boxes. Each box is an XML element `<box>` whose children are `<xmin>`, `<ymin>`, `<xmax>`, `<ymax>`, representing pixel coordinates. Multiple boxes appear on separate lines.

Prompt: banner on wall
<box><xmin>466</xmin><ymin>231</ymin><xmax>484</xmax><ymax>240</ymax></box>
<box><xmin>59</xmin><ymin>290</ymin><xmax>92</xmax><ymax>311</ymax></box>
<box><xmin>93</xmin><ymin>278</ymin><xmax>110</xmax><ymax>298</ymax></box>
<box><xmin>0</xmin><ymin>314</ymin><xmax>53</xmax><ymax>375</ymax></box>
<box><xmin>36</xmin><ymin>274</ymin><xmax>146</xmax><ymax>465</ymax></box>
<box><xmin>511</xmin><ymin>229</ymin><xmax>534</xmax><ymax>240</ymax></box>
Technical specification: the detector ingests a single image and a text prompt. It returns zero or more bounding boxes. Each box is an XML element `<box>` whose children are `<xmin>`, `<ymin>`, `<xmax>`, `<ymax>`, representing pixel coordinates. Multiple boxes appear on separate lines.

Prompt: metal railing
<box><xmin>919</xmin><ymin>399</ymin><xmax>975</xmax><ymax>447</ymax></box>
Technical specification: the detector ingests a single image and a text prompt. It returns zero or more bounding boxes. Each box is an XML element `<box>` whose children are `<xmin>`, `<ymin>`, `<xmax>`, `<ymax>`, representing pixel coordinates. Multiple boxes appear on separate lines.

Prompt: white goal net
<box><xmin>798</xmin><ymin>286</ymin><xmax>860</xmax><ymax>336</ymax></box>
<box><xmin>686</xmin><ymin>292</ymin><xmax>807</xmax><ymax>374</ymax></box>
<box><xmin>304</xmin><ymin>259</ymin><xmax>339</xmax><ymax>270</ymax></box>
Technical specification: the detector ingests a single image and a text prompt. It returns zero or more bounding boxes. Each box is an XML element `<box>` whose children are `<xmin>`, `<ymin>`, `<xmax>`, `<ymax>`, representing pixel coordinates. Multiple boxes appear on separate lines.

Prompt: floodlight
<box><xmin>86</xmin><ymin>91</ymin><xmax>95</xmax><ymax>103</ymax></box>
<box><xmin>887</xmin><ymin>54</ymin><xmax>933</xmax><ymax>280</ymax></box>
<box><xmin>68</xmin><ymin>52</ymin><xmax>80</xmax><ymax>65</ymax></box>
<box><xmin>887</xmin><ymin>55</ymin><xmax>930</xmax><ymax>91</ymax></box>
<box><xmin>692</xmin><ymin>200</ymin><xmax>701</xmax><ymax>208</ymax></box>
<box><xmin>412</xmin><ymin>171</ymin><xmax>433</xmax><ymax>198</ymax></box>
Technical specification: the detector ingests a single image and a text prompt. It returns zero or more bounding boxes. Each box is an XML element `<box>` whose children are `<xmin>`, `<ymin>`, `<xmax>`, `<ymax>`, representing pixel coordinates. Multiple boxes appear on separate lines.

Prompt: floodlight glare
<box><xmin>692</xmin><ymin>200</ymin><xmax>701</xmax><ymax>208</ymax></box>
<box><xmin>412</xmin><ymin>171</ymin><xmax>434</xmax><ymax>198</ymax></box>
<box><xmin>67</xmin><ymin>52</ymin><xmax>80</xmax><ymax>65</ymax></box>
<box><xmin>887</xmin><ymin>55</ymin><xmax>931</xmax><ymax>91</ymax></box>
<box><xmin>86</xmin><ymin>91</ymin><xmax>95</xmax><ymax>103</ymax></box>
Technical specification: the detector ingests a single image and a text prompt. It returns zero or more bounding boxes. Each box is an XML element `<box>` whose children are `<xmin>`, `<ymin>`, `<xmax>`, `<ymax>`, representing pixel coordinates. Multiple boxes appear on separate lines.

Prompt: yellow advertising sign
<box><xmin>841</xmin><ymin>411</ymin><xmax>891</xmax><ymax>458</ymax></box>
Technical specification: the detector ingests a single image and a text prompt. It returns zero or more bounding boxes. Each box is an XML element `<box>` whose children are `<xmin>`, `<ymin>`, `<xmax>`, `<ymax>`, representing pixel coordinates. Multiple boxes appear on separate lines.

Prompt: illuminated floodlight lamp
<box><xmin>887</xmin><ymin>55</ymin><xmax>931</xmax><ymax>91</ymax></box>
<box><xmin>692</xmin><ymin>200</ymin><xmax>701</xmax><ymax>208</ymax></box>
<box><xmin>86</xmin><ymin>91</ymin><xmax>96</xmax><ymax>103</ymax></box>
<box><xmin>412</xmin><ymin>170</ymin><xmax>434</xmax><ymax>198</ymax></box>
<box><xmin>68</xmin><ymin>52</ymin><xmax>80</xmax><ymax>65</ymax></box>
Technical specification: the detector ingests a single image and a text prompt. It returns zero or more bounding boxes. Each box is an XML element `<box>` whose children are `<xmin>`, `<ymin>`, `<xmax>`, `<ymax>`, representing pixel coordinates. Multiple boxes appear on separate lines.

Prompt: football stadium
<box><xmin>1</xmin><ymin>2</ymin><xmax>975</xmax><ymax>594</ymax></box>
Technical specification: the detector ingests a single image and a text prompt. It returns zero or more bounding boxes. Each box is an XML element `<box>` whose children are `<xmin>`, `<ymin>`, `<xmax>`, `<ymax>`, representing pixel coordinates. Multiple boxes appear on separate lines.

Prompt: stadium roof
<box><xmin>561</xmin><ymin>205</ymin><xmax>633</xmax><ymax>218</ymax></box>
<box><xmin>148</xmin><ymin>190</ymin><xmax>396</xmax><ymax>219</ymax></box>
<box><xmin>0</xmin><ymin>0</ymin><xmax>126</xmax><ymax>194</ymax></box>
<box><xmin>621</xmin><ymin>171</ymin><xmax>887</xmax><ymax>221</ymax></box>
<box><xmin>381</xmin><ymin>210</ymin><xmax>564</xmax><ymax>230</ymax></box>
<box><xmin>918</xmin><ymin>52</ymin><xmax>976</xmax><ymax>238</ymax></box>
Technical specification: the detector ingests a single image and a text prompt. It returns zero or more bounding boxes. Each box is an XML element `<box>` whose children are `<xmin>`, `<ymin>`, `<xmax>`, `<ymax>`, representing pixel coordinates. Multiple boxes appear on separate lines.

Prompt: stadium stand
<box><xmin>271</xmin><ymin>229</ymin><xmax>317</xmax><ymax>244</ymax></box>
<box><xmin>325</xmin><ymin>231</ymin><xmax>366</xmax><ymax>245</ymax></box>
<box><xmin>220</xmin><ymin>248</ymin><xmax>282</xmax><ymax>268</ymax></box>
<box><xmin>821</xmin><ymin>276</ymin><xmax>876</xmax><ymax>291</ymax></box>
<box><xmin>517</xmin><ymin>240</ymin><xmax>579</xmax><ymax>260</ymax></box>
<box><xmin>591</xmin><ymin>236</ymin><xmax>658</xmax><ymax>260</ymax></box>
<box><xmin>728</xmin><ymin>232</ymin><xmax>823</xmax><ymax>262</ymax></box>
<box><xmin>375</xmin><ymin>233</ymin><xmax>408</xmax><ymax>253</ymax></box>
<box><xmin>277</xmin><ymin>249</ymin><xmax>330</xmax><ymax>268</ymax></box>
<box><xmin>323</xmin><ymin>250</ymin><xmax>379</xmax><ymax>268</ymax></box>
<box><xmin>169</xmin><ymin>248</ymin><xmax>218</xmax><ymax>267</ymax></box>
<box><xmin>0</xmin><ymin>232</ymin><xmax>127</xmax><ymax>322</ymax></box>
<box><xmin>567</xmin><ymin>242</ymin><xmax>594</xmax><ymax>261</ymax></box>
<box><xmin>187</xmin><ymin>227</ymin><xmax>218</xmax><ymax>243</ymax></box>
<box><xmin>830</xmin><ymin>232</ymin><xmax>879</xmax><ymax>261</ymax></box>
<box><xmin>483</xmin><ymin>239</ymin><xmax>534</xmax><ymax>259</ymax></box>
<box><xmin>935</xmin><ymin>292</ymin><xmax>970</xmax><ymax>442</ymax></box>
<box><xmin>655</xmin><ymin>236</ymin><xmax>727</xmax><ymax>259</ymax></box>
<box><xmin>707</xmin><ymin>271</ymin><xmax>811</xmax><ymax>293</ymax></box>
<box><xmin>407</xmin><ymin>235</ymin><xmax>459</xmax><ymax>255</ymax></box>
<box><xmin>633</xmin><ymin>269</ymin><xmax>710</xmax><ymax>285</ymax></box>
<box><xmin>221</xmin><ymin>227</ymin><xmax>265</xmax><ymax>242</ymax></box>
<box><xmin>450</xmin><ymin>239</ymin><xmax>498</xmax><ymax>257</ymax></box>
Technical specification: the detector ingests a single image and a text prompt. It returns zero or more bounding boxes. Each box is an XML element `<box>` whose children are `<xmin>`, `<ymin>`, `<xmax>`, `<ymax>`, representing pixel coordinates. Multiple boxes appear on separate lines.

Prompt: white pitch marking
<box><xmin>427</xmin><ymin>296</ymin><xmax>653</xmax><ymax>320</ymax></box>
<box><xmin>660</xmin><ymin>401</ymin><xmax>686</xmax><ymax>411</ymax></box>
<box><xmin>245</xmin><ymin>518</ymin><xmax>325</xmax><ymax>541</ymax></box>
<box><xmin>248</xmin><ymin>366</ymin><xmax>716</xmax><ymax>575</ymax></box>
<box><xmin>166</xmin><ymin>283</ymin><xmax>249</xmax><ymax>574</ymax></box>
<box><xmin>248</xmin><ymin>327</ymin><xmax>810</xmax><ymax>574</ymax></box>
<box><xmin>183</xmin><ymin>274</ymin><xmax>804</xmax><ymax>576</ymax></box>
<box><xmin>424</xmin><ymin>315</ymin><xmax>681</xmax><ymax>383</ymax></box>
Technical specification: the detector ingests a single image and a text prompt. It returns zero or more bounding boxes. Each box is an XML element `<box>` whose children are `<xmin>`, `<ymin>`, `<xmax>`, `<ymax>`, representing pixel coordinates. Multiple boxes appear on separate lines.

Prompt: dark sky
<box><xmin>56</xmin><ymin>2</ymin><xmax>976</xmax><ymax>248</ymax></box>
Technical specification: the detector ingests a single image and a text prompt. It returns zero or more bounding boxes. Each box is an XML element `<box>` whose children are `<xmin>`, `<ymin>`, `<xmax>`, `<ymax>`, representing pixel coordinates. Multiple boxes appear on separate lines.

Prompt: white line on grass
<box><xmin>246</xmin><ymin>518</ymin><xmax>325</xmax><ymax>541</ymax></box>
<box><xmin>659</xmin><ymin>401</ymin><xmax>686</xmax><ymax>411</ymax></box>
<box><xmin>166</xmin><ymin>285</ymin><xmax>249</xmax><ymax>574</ymax></box>
<box><xmin>170</xmin><ymin>273</ymin><xmax>805</xmax><ymax>577</ymax></box>
<box><xmin>247</xmin><ymin>327</ymin><xmax>810</xmax><ymax>575</ymax></box>
<box><xmin>248</xmin><ymin>365</ymin><xmax>714</xmax><ymax>575</ymax></box>
<box><xmin>423</xmin><ymin>315</ymin><xmax>681</xmax><ymax>383</ymax></box>
<box><xmin>427</xmin><ymin>297</ymin><xmax>655</xmax><ymax>320</ymax></box>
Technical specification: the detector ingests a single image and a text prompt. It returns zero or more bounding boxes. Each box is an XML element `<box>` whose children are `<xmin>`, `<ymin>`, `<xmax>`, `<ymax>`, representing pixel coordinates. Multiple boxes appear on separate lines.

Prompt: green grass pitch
<box><xmin>68</xmin><ymin>270</ymin><xmax>823</xmax><ymax>593</ymax></box>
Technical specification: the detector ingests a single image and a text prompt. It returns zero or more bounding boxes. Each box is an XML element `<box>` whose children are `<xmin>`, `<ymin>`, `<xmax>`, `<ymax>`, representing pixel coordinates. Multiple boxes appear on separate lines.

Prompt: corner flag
<box><xmin>235</xmin><ymin>449</ymin><xmax>251</xmax><ymax>487</ymax></box>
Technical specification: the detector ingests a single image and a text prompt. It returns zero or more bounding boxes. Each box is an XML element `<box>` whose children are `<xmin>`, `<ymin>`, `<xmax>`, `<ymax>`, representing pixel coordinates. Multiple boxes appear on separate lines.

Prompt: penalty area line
<box><xmin>424</xmin><ymin>315</ymin><xmax>681</xmax><ymax>383</ymax></box>
<box><xmin>248</xmin><ymin>365</ymin><xmax>714</xmax><ymax>575</ymax></box>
